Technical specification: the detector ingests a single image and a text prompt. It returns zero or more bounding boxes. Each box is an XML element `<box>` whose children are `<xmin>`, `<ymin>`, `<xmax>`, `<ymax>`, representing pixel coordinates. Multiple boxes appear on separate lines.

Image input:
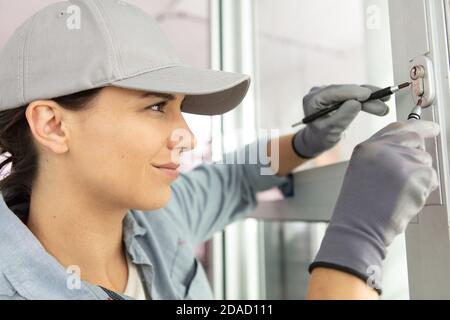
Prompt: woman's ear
<box><xmin>25</xmin><ymin>101</ymin><xmax>69</xmax><ymax>154</ymax></box>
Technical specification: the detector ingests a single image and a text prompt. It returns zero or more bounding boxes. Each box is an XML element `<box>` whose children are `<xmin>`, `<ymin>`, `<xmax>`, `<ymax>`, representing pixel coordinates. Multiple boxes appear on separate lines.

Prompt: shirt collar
<box><xmin>123</xmin><ymin>211</ymin><xmax>151</xmax><ymax>266</ymax></box>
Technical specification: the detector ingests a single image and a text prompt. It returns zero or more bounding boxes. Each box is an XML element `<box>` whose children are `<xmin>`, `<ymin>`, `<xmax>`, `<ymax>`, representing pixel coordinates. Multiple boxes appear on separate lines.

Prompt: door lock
<box><xmin>409</xmin><ymin>56</ymin><xmax>435</xmax><ymax>107</ymax></box>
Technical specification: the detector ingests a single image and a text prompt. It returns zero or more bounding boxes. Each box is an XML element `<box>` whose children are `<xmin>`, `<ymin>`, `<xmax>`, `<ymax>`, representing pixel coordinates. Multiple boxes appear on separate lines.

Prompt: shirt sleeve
<box><xmin>168</xmin><ymin>137</ymin><xmax>293</xmax><ymax>246</ymax></box>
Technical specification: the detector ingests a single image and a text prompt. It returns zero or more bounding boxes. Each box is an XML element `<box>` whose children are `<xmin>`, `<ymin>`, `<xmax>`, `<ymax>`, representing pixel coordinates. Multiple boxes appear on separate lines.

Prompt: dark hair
<box><xmin>0</xmin><ymin>87</ymin><xmax>103</xmax><ymax>217</ymax></box>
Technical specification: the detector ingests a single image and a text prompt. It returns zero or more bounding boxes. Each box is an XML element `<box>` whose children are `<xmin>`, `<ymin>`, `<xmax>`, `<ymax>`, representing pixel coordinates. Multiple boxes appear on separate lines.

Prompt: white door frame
<box><xmin>389</xmin><ymin>0</ymin><xmax>450</xmax><ymax>299</ymax></box>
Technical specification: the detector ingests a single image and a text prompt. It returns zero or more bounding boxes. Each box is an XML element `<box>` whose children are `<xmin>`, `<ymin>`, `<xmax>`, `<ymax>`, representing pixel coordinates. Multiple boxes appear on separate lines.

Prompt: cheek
<box><xmin>108</xmin><ymin>152</ymin><xmax>174</xmax><ymax>210</ymax></box>
<box><xmin>69</xmin><ymin>118</ymin><xmax>173</xmax><ymax>209</ymax></box>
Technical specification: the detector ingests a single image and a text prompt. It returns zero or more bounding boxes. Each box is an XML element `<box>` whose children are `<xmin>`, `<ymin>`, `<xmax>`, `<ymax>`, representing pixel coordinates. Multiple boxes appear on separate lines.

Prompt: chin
<box><xmin>138</xmin><ymin>188</ymin><xmax>172</xmax><ymax>211</ymax></box>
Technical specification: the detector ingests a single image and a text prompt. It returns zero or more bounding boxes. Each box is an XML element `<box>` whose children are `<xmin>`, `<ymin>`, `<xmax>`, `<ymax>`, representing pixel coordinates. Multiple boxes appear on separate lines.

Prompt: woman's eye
<box><xmin>145</xmin><ymin>101</ymin><xmax>167</xmax><ymax>113</ymax></box>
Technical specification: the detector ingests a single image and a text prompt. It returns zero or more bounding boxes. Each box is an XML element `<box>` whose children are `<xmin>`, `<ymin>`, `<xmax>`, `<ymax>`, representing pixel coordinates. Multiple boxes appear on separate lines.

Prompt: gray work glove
<box><xmin>309</xmin><ymin>120</ymin><xmax>440</xmax><ymax>292</ymax></box>
<box><xmin>292</xmin><ymin>84</ymin><xmax>390</xmax><ymax>158</ymax></box>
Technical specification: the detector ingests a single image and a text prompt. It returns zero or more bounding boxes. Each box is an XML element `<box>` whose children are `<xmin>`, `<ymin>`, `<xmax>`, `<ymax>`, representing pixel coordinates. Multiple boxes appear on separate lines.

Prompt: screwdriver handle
<box><xmin>367</xmin><ymin>87</ymin><xmax>392</xmax><ymax>101</ymax></box>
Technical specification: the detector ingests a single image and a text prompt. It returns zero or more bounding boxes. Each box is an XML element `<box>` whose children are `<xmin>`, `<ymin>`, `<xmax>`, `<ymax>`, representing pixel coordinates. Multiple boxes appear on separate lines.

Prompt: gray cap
<box><xmin>0</xmin><ymin>0</ymin><xmax>251</xmax><ymax>115</ymax></box>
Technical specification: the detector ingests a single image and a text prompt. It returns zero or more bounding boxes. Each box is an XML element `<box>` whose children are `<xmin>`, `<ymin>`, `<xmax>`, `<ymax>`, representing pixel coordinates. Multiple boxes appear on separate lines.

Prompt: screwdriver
<box><xmin>407</xmin><ymin>98</ymin><xmax>423</xmax><ymax>120</ymax></box>
<box><xmin>291</xmin><ymin>82</ymin><xmax>411</xmax><ymax>128</ymax></box>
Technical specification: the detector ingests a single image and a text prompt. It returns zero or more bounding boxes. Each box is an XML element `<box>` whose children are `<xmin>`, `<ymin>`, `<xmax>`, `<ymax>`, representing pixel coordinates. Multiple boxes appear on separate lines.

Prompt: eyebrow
<box><xmin>139</xmin><ymin>91</ymin><xmax>176</xmax><ymax>101</ymax></box>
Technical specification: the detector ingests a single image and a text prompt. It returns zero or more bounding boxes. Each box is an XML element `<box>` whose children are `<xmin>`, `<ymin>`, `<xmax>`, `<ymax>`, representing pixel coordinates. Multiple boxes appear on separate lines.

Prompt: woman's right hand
<box><xmin>309</xmin><ymin>120</ymin><xmax>440</xmax><ymax>293</ymax></box>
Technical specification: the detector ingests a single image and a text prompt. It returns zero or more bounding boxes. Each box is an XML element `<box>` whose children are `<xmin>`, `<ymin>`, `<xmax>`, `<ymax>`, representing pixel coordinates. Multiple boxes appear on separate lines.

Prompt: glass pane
<box><xmin>261</xmin><ymin>220</ymin><xmax>409</xmax><ymax>299</ymax></box>
<box><xmin>262</xmin><ymin>221</ymin><xmax>326</xmax><ymax>299</ymax></box>
<box><xmin>255</xmin><ymin>0</ymin><xmax>396</xmax><ymax>171</ymax></box>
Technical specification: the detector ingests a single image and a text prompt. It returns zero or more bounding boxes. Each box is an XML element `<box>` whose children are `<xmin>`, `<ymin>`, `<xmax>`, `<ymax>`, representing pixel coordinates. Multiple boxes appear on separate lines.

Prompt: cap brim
<box><xmin>110</xmin><ymin>65</ymin><xmax>251</xmax><ymax>116</ymax></box>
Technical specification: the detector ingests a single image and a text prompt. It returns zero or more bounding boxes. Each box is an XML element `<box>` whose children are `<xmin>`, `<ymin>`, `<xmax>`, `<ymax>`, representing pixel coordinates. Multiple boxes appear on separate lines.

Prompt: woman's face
<box><xmin>31</xmin><ymin>86</ymin><xmax>196</xmax><ymax>211</ymax></box>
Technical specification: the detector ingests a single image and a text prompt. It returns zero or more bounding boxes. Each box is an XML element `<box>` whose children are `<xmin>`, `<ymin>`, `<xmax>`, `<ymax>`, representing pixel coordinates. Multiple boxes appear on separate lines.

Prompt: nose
<box><xmin>169</xmin><ymin>113</ymin><xmax>197</xmax><ymax>153</ymax></box>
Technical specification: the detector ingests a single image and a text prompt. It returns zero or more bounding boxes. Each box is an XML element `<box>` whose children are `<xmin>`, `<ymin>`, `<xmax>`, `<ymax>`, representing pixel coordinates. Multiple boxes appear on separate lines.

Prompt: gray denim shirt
<box><xmin>0</xmin><ymin>138</ymin><xmax>292</xmax><ymax>300</ymax></box>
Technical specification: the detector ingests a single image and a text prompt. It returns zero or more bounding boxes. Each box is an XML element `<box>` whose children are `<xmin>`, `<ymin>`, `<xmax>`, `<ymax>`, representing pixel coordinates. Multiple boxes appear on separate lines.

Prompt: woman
<box><xmin>0</xmin><ymin>0</ymin><xmax>438</xmax><ymax>300</ymax></box>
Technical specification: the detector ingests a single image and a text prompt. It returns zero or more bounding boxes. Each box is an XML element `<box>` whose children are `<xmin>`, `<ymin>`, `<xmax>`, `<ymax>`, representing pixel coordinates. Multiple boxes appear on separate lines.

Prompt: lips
<box><xmin>152</xmin><ymin>163</ymin><xmax>180</xmax><ymax>179</ymax></box>
<box><xmin>154</xmin><ymin>163</ymin><xmax>180</xmax><ymax>170</ymax></box>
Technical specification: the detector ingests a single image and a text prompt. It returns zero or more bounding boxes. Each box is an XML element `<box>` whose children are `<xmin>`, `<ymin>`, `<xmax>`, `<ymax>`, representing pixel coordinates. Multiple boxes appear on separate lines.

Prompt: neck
<box><xmin>26</xmin><ymin>174</ymin><xmax>129</xmax><ymax>293</ymax></box>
